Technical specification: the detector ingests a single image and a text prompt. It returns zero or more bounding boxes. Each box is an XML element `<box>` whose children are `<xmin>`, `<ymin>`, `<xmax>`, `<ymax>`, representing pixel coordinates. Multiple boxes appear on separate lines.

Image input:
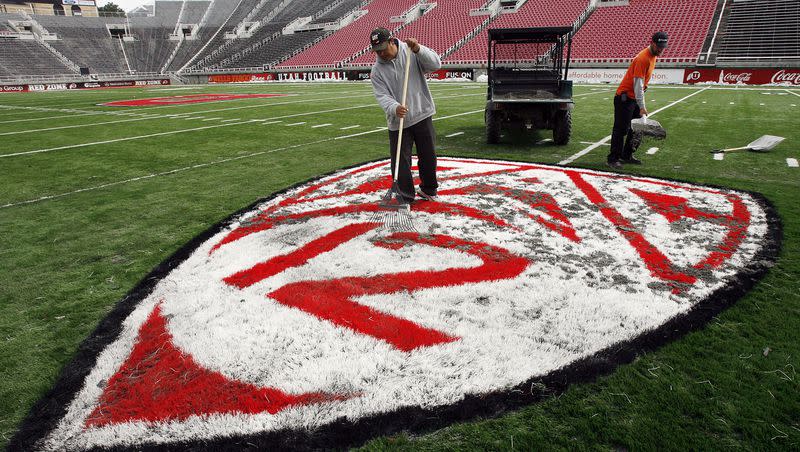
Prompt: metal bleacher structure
<box><xmin>0</xmin><ymin>0</ymin><xmax>798</xmax><ymax>84</ymax></box>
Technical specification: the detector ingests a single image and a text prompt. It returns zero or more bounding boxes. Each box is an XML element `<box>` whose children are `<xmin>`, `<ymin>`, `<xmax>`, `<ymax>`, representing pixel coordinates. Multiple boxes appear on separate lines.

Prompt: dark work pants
<box><xmin>388</xmin><ymin>115</ymin><xmax>438</xmax><ymax>202</ymax></box>
<box><xmin>608</xmin><ymin>94</ymin><xmax>642</xmax><ymax>163</ymax></box>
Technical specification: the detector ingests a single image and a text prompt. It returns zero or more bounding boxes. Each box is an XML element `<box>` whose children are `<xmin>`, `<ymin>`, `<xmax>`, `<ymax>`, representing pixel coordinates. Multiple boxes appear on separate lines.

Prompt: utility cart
<box><xmin>485</xmin><ymin>27</ymin><xmax>574</xmax><ymax>145</ymax></box>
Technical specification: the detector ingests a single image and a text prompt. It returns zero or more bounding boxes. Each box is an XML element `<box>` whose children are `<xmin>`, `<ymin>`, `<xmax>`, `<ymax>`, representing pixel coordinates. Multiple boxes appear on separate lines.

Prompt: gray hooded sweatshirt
<box><xmin>370</xmin><ymin>39</ymin><xmax>441</xmax><ymax>131</ymax></box>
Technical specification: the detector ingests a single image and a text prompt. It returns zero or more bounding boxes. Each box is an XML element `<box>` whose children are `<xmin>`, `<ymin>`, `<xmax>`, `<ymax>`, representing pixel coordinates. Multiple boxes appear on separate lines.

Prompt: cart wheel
<box><xmin>553</xmin><ymin>110</ymin><xmax>572</xmax><ymax>145</ymax></box>
<box><xmin>486</xmin><ymin>109</ymin><xmax>501</xmax><ymax>144</ymax></box>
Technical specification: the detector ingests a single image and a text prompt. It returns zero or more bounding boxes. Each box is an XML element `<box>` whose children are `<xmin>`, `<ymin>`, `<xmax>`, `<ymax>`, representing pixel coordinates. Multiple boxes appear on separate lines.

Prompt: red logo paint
<box><xmin>102</xmin><ymin>93</ymin><xmax>289</xmax><ymax>107</ymax></box>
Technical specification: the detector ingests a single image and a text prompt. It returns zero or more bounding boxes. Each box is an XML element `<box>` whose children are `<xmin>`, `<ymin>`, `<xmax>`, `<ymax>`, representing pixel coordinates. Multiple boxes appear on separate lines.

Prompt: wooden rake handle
<box><xmin>393</xmin><ymin>45</ymin><xmax>412</xmax><ymax>182</ymax></box>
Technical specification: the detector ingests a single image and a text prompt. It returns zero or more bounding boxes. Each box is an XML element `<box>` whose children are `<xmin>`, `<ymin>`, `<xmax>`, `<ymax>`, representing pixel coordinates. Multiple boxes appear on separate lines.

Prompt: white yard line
<box><xmin>1</xmin><ymin>108</ymin><xmax>484</xmax><ymax>209</ymax></box>
<box><xmin>340</xmin><ymin>125</ymin><xmax>360</xmax><ymax>130</ymax></box>
<box><xmin>221</xmin><ymin>119</ymin><xmax>241</xmax><ymax>122</ymax></box>
<box><xmin>202</xmin><ymin>117</ymin><xmax>222</xmax><ymax>121</ymax></box>
<box><xmin>261</xmin><ymin>121</ymin><xmax>282</xmax><ymax>125</ymax></box>
<box><xmin>646</xmin><ymin>147</ymin><xmax>659</xmax><ymax>155</ymax></box>
<box><xmin>311</xmin><ymin>123</ymin><xmax>332</xmax><ymax>128</ymax></box>
<box><xmin>579</xmin><ymin>141</ymin><xmax>610</xmax><ymax>146</ymax></box>
<box><xmin>787</xmin><ymin>158</ymin><xmax>799</xmax><ymax>168</ymax></box>
<box><xmin>786</xmin><ymin>90</ymin><xmax>800</xmax><ymax>98</ymax></box>
<box><xmin>446</xmin><ymin>132</ymin><xmax>464</xmax><ymax>138</ymax></box>
<box><xmin>559</xmin><ymin>87</ymin><xmax>710</xmax><ymax>166</ymax></box>
<box><xmin>286</xmin><ymin>122</ymin><xmax>306</xmax><ymax>126</ymax></box>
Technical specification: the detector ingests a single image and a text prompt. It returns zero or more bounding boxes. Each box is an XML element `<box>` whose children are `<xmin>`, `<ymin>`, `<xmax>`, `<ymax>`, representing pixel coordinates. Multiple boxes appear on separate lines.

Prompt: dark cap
<box><xmin>652</xmin><ymin>31</ymin><xmax>668</xmax><ymax>48</ymax></box>
<box><xmin>370</xmin><ymin>27</ymin><xmax>391</xmax><ymax>52</ymax></box>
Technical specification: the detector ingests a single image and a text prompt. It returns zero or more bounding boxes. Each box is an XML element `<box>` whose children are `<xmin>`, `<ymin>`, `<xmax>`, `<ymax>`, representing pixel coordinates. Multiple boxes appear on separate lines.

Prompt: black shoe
<box><xmin>415</xmin><ymin>188</ymin><xmax>439</xmax><ymax>202</ymax></box>
<box><xmin>606</xmin><ymin>160</ymin><xmax>623</xmax><ymax>170</ymax></box>
<box><xmin>621</xmin><ymin>157</ymin><xmax>642</xmax><ymax>165</ymax></box>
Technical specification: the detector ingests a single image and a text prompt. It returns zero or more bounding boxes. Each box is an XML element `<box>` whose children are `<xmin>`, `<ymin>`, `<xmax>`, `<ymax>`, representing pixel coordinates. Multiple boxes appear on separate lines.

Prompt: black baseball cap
<box><xmin>370</xmin><ymin>27</ymin><xmax>391</xmax><ymax>52</ymax></box>
<box><xmin>652</xmin><ymin>31</ymin><xmax>668</xmax><ymax>48</ymax></box>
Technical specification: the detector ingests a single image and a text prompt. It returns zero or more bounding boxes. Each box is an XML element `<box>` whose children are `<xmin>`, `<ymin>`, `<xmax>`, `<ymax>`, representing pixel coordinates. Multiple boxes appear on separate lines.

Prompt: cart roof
<box><xmin>488</xmin><ymin>27</ymin><xmax>573</xmax><ymax>42</ymax></box>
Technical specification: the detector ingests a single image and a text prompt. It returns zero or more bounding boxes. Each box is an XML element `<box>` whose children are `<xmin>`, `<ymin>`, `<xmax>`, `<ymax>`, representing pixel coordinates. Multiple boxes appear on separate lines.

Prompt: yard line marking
<box><xmin>760</xmin><ymin>103</ymin><xmax>765</xmax><ymax>106</ymax></box>
<box><xmin>535</xmin><ymin>138</ymin><xmax>552</xmax><ymax>144</ymax></box>
<box><xmin>446</xmin><ymin>132</ymin><xmax>464</xmax><ymax>138</ymax></box>
<box><xmin>311</xmin><ymin>123</ymin><xmax>332</xmax><ymax>128</ymax></box>
<box><xmin>202</xmin><ymin>117</ymin><xmax>222</xmax><ymax>121</ymax></box>
<box><xmin>713</xmin><ymin>153</ymin><xmax>724</xmax><ymax>161</ymax></box>
<box><xmin>646</xmin><ymin>147</ymin><xmax>659</xmax><ymax>155</ymax></box>
<box><xmin>559</xmin><ymin>86</ymin><xmax>710</xmax><ymax>166</ymax></box>
<box><xmin>1</xmin><ymin>108</ymin><xmax>484</xmax><ymax>209</ymax></box>
<box><xmin>1</xmin><ymin>120</ymin><xmax>261</xmax><ymax>158</ymax></box>
<box><xmin>579</xmin><ymin>141</ymin><xmax>610</xmax><ymax>146</ymax></box>
<box><xmin>788</xmin><ymin>158</ymin><xmax>799</xmax><ymax>168</ymax></box>
<box><xmin>786</xmin><ymin>90</ymin><xmax>800</xmax><ymax>98</ymax></box>
<box><xmin>261</xmin><ymin>121</ymin><xmax>282</xmax><ymax>125</ymax></box>
<box><xmin>1</xmin><ymin>98</ymin><xmax>481</xmax><ymax>158</ymax></box>
<box><xmin>729</xmin><ymin>102</ymin><xmax>735</xmax><ymax>105</ymax></box>
<box><xmin>335</xmin><ymin>109</ymin><xmax>483</xmax><ymax>140</ymax></box>
<box><xmin>286</xmin><ymin>122</ymin><xmax>306</xmax><ymax>126</ymax></box>
<box><xmin>340</xmin><ymin>125</ymin><xmax>360</xmax><ymax>130</ymax></box>
<box><xmin>0</xmin><ymin>115</ymin><xmax>177</xmax><ymax>136</ymax></box>
<box><xmin>222</xmin><ymin>119</ymin><xmax>241</xmax><ymax>122</ymax></box>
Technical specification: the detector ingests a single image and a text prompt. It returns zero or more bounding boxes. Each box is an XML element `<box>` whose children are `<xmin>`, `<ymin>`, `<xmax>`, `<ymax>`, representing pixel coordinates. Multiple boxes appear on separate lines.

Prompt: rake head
<box><xmin>368</xmin><ymin>184</ymin><xmax>416</xmax><ymax>232</ymax></box>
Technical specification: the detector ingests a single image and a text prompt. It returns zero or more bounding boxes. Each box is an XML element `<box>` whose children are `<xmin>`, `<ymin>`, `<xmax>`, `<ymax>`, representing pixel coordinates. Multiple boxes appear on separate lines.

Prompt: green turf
<box><xmin>0</xmin><ymin>83</ymin><xmax>798</xmax><ymax>450</ymax></box>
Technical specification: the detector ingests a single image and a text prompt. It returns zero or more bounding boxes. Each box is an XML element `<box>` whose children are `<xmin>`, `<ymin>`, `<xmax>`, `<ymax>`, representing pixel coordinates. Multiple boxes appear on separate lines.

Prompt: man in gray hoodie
<box><xmin>369</xmin><ymin>27</ymin><xmax>441</xmax><ymax>204</ymax></box>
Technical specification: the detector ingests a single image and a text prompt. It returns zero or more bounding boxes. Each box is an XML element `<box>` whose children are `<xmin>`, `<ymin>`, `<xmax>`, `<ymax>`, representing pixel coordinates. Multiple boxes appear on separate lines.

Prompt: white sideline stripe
<box><xmin>646</xmin><ymin>147</ymin><xmax>659</xmax><ymax>155</ymax></box>
<box><xmin>559</xmin><ymin>87</ymin><xmax>710</xmax><ymax>166</ymax></box>
<box><xmin>340</xmin><ymin>125</ymin><xmax>360</xmax><ymax>130</ymax></box>
<box><xmin>446</xmin><ymin>132</ymin><xmax>464</xmax><ymax>137</ymax></box>
<box><xmin>1</xmin><ymin>108</ymin><xmax>483</xmax><ymax>209</ymax></box>
<box><xmin>714</xmin><ymin>153</ymin><xmax>724</xmax><ymax>161</ymax></box>
<box><xmin>788</xmin><ymin>158</ymin><xmax>799</xmax><ymax>168</ymax></box>
<box><xmin>579</xmin><ymin>141</ymin><xmax>610</xmax><ymax>146</ymax></box>
<box><xmin>311</xmin><ymin>123</ymin><xmax>332</xmax><ymax>128</ymax></box>
<box><xmin>286</xmin><ymin>122</ymin><xmax>306</xmax><ymax>126</ymax></box>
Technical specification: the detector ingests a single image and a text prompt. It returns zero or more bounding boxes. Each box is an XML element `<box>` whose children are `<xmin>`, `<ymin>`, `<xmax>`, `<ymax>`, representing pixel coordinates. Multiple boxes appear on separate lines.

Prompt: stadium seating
<box><xmin>445</xmin><ymin>0</ymin><xmax>592</xmax><ymax>63</ymax></box>
<box><xmin>716</xmin><ymin>0</ymin><xmax>799</xmax><ymax>61</ymax></box>
<box><xmin>315</xmin><ymin>0</ymin><xmax>367</xmax><ymax>24</ymax></box>
<box><xmin>0</xmin><ymin>38</ymin><xmax>75</xmax><ymax>77</ymax></box>
<box><xmin>34</xmin><ymin>16</ymin><xmax>128</xmax><ymax>73</ymax></box>
<box><xmin>349</xmin><ymin>0</ymin><xmax>487</xmax><ymax>66</ymax></box>
<box><xmin>277</xmin><ymin>0</ymin><xmax>419</xmax><ymax>67</ymax></box>
<box><xmin>570</xmin><ymin>0</ymin><xmax>718</xmax><ymax>63</ymax></box>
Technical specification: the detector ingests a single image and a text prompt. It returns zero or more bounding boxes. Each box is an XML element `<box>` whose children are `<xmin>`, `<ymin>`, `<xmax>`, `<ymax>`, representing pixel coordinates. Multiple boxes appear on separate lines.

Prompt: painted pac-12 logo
<box><xmin>16</xmin><ymin>158</ymin><xmax>778</xmax><ymax>451</ymax></box>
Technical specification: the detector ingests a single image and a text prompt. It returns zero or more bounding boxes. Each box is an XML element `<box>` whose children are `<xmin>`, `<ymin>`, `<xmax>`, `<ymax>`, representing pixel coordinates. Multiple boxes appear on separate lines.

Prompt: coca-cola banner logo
<box><xmin>684</xmin><ymin>68</ymin><xmax>800</xmax><ymax>85</ymax></box>
<box><xmin>14</xmin><ymin>159</ymin><xmax>778</xmax><ymax>450</ymax></box>
<box><xmin>771</xmin><ymin>69</ymin><xmax>800</xmax><ymax>86</ymax></box>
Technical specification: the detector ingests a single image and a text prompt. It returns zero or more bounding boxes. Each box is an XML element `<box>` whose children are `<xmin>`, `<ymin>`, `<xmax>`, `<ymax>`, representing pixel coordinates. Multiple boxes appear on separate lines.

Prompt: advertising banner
<box><xmin>684</xmin><ymin>68</ymin><xmax>800</xmax><ymax>86</ymax></box>
<box><xmin>568</xmin><ymin>68</ymin><xmax>684</xmax><ymax>85</ymax></box>
<box><xmin>2</xmin><ymin>79</ymin><xmax>169</xmax><ymax>93</ymax></box>
<box><xmin>343</xmin><ymin>69</ymin><xmax>475</xmax><ymax>81</ymax></box>
<box><xmin>61</xmin><ymin>0</ymin><xmax>96</xmax><ymax>6</ymax></box>
<box><xmin>0</xmin><ymin>84</ymin><xmax>28</xmax><ymax>93</ymax></box>
<box><xmin>209</xmin><ymin>73</ymin><xmax>276</xmax><ymax>83</ymax></box>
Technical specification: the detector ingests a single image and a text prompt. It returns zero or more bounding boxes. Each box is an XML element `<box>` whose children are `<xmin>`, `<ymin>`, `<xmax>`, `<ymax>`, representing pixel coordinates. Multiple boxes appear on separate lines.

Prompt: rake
<box><xmin>369</xmin><ymin>45</ymin><xmax>415</xmax><ymax>232</ymax></box>
<box><xmin>710</xmin><ymin>135</ymin><xmax>785</xmax><ymax>154</ymax></box>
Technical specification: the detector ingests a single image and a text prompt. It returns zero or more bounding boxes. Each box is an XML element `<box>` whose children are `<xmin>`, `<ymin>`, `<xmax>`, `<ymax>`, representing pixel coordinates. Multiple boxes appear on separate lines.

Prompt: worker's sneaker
<box><xmin>416</xmin><ymin>189</ymin><xmax>439</xmax><ymax>202</ymax></box>
<box><xmin>606</xmin><ymin>160</ymin><xmax>623</xmax><ymax>170</ymax></box>
<box><xmin>621</xmin><ymin>157</ymin><xmax>642</xmax><ymax>165</ymax></box>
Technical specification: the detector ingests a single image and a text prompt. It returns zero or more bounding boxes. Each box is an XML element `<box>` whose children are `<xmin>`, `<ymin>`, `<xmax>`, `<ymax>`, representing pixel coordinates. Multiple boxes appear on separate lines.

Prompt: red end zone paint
<box><xmin>16</xmin><ymin>158</ymin><xmax>778</xmax><ymax>451</ymax></box>
<box><xmin>101</xmin><ymin>93</ymin><xmax>289</xmax><ymax>107</ymax></box>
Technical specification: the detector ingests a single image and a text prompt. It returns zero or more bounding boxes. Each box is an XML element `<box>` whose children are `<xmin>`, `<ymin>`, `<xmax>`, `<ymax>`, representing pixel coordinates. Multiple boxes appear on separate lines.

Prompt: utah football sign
<box><xmin>13</xmin><ymin>158</ymin><xmax>779</xmax><ymax>450</ymax></box>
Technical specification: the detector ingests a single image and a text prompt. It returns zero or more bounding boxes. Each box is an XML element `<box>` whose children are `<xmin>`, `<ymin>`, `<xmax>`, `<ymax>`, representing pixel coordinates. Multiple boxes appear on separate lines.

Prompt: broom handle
<box><xmin>393</xmin><ymin>44</ymin><xmax>412</xmax><ymax>182</ymax></box>
<box><xmin>711</xmin><ymin>146</ymin><xmax>749</xmax><ymax>153</ymax></box>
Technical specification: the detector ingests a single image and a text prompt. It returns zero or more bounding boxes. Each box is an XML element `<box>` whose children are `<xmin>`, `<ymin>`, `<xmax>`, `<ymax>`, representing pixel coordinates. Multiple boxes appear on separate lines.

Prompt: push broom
<box><xmin>370</xmin><ymin>44</ymin><xmax>415</xmax><ymax>232</ymax></box>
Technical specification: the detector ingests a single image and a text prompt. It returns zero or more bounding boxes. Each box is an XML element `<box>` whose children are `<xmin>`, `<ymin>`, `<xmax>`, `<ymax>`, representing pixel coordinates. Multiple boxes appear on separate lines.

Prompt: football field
<box><xmin>1</xmin><ymin>82</ymin><xmax>798</xmax><ymax>449</ymax></box>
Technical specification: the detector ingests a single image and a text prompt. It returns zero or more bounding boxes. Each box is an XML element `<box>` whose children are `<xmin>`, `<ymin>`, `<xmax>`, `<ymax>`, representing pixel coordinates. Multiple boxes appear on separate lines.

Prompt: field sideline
<box><xmin>1</xmin><ymin>82</ymin><xmax>798</xmax><ymax>449</ymax></box>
